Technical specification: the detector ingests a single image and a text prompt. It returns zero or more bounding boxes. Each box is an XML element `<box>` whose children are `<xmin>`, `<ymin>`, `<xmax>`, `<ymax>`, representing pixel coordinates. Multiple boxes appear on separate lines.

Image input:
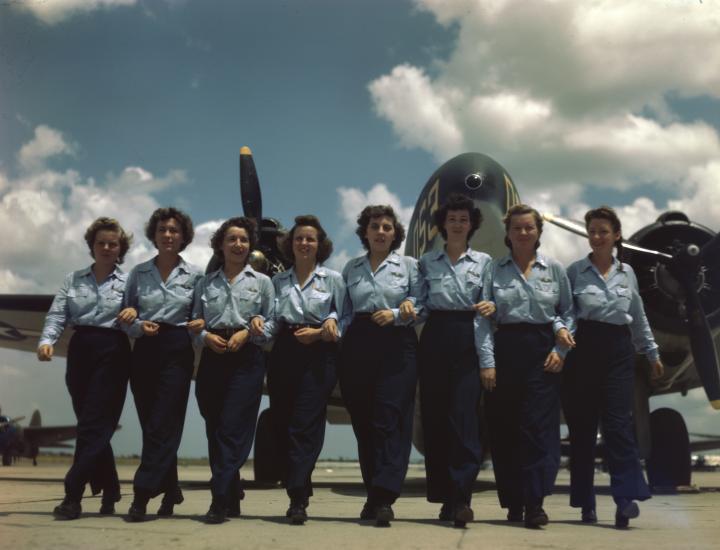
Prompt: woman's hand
<box><xmin>480</xmin><ymin>368</ymin><xmax>496</xmax><ymax>391</ymax></box>
<box><xmin>117</xmin><ymin>307</ymin><xmax>137</xmax><ymax>324</ymax></box>
<box><xmin>321</xmin><ymin>319</ymin><xmax>339</xmax><ymax>342</ymax></box>
<box><xmin>398</xmin><ymin>300</ymin><xmax>416</xmax><ymax>322</ymax></box>
<box><xmin>543</xmin><ymin>351</ymin><xmax>564</xmax><ymax>373</ymax></box>
<box><xmin>294</xmin><ymin>327</ymin><xmax>322</xmax><ymax>345</ymax></box>
<box><xmin>650</xmin><ymin>359</ymin><xmax>664</xmax><ymax>380</ymax></box>
<box><xmin>473</xmin><ymin>301</ymin><xmax>496</xmax><ymax>318</ymax></box>
<box><xmin>227</xmin><ymin>329</ymin><xmax>249</xmax><ymax>352</ymax></box>
<box><xmin>37</xmin><ymin>344</ymin><xmax>53</xmax><ymax>361</ymax></box>
<box><xmin>371</xmin><ymin>309</ymin><xmax>395</xmax><ymax>327</ymax></box>
<box><xmin>205</xmin><ymin>333</ymin><xmax>227</xmax><ymax>354</ymax></box>
<box><xmin>187</xmin><ymin>319</ymin><xmax>205</xmax><ymax>335</ymax></box>
<box><xmin>249</xmin><ymin>317</ymin><xmax>265</xmax><ymax>337</ymax></box>
<box><xmin>555</xmin><ymin>328</ymin><xmax>576</xmax><ymax>349</ymax></box>
<box><xmin>141</xmin><ymin>321</ymin><xmax>160</xmax><ymax>337</ymax></box>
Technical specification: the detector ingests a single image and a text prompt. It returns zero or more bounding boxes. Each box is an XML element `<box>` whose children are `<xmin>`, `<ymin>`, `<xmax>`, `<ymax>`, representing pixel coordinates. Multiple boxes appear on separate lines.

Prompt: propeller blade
<box><xmin>240</xmin><ymin>146</ymin><xmax>262</xmax><ymax>221</ymax></box>
<box><xmin>700</xmin><ymin>232</ymin><xmax>720</xmax><ymax>268</ymax></box>
<box><xmin>673</xmin><ymin>262</ymin><xmax>720</xmax><ymax>409</ymax></box>
<box><xmin>543</xmin><ymin>212</ymin><xmax>673</xmax><ymax>260</ymax></box>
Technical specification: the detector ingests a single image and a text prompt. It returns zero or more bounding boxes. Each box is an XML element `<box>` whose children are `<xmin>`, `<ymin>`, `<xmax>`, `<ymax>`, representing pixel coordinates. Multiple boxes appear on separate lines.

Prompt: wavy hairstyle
<box><xmin>355</xmin><ymin>205</ymin><xmax>406</xmax><ymax>252</ymax></box>
<box><xmin>145</xmin><ymin>207</ymin><xmax>194</xmax><ymax>251</ymax></box>
<box><xmin>432</xmin><ymin>193</ymin><xmax>483</xmax><ymax>242</ymax></box>
<box><xmin>278</xmin><ymin>214</ymin><xmax>333</xmax><ymax>264</ymax></box>
<box><xmin>503</xmin><ymin>203</ymin><xmax>543</xmax><ymax>250</ymax></box>
<box><xmin>84</xmin><ymin>217</ymin><xmax>133</xmax><ymax>264</ymax></box>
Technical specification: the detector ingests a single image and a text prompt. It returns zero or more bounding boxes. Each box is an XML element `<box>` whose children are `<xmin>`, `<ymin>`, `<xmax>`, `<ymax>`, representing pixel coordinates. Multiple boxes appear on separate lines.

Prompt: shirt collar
<box><xmin>83</xmin><ymin>264</ymin><xmax>124</xmax><ymax>279</ymax></box>
<box><xmin>436</xmin><ymin>246</ymin><xmax>477</xmax><ymax>263</ymax></box>
<box><xmin>499</xmin><ymin>253</ymin><xmax>547</xmax><ymax>268</ymax></box>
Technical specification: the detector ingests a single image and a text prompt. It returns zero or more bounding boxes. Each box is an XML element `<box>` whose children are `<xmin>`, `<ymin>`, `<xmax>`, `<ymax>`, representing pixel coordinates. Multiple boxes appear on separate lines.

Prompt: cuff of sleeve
<box><xmin>38</xmin><ymin>338</ymin><xmax>54</xmax><ymax>348</ymax></box>
<box><xmin>647</xmin><ymin>348</ymin><xmax>660</xmax><ymax>364</ymax></box>
<box><xmin>552</xmin><ymin>320</ymin><xmax>567</xmax><ymax>334</ymax></box>
<box><xmin>553</xmin><ymin>345</ymin><xmax>568</xmax><ymax>359</ymax></box>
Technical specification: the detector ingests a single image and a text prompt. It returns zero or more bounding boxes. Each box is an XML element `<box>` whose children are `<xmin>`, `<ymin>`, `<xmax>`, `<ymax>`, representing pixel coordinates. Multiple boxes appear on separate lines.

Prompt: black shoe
<box><xmin>99</xmin><ymin>501</ymin><xmax>115</xmax><ymax>515</ymax></box>
<box><xmin>581</xmin><ymin>506</ymin><xmax>597</xmax><ymax>524</ymax></box>
<box><xmin>524</xmin><ymin>505</ymin><xmax>549</xmax><ymax>528</ymax></box>
<box><xmin>157</xmin><ymin>487</ymin><xmax>184</xmax><ymax>517</ymax></box>
<box><xmin>506</xmin><ymin>506</ymin><xmax>524</xmax><ymax>522</ymax></box>
<box><xmin>205</xmin><ymin>501</ymin><xmax>226</xmax><ymax>524</ymax></box>
<box><xmin>226</xmin><ymin>500</ymin><xmax>241</xmax><ymax>518</ymax></box>
<box><xmin>438</xmin><ymin>503</ymin><xmax>452</xmax><ymax>522</ymax></box>
<box><xmin>360</xmin><ymin>501</ymin><xmax>376</xmax><ymax>520</ymax></box>
<box><xmin>615</xmin><ymin>500</ymin><xmax>639</xmax><ymax>529</ymax></box>
<box><xmin>287</xmin><ymin>503</ymin><xmax>308</xmax><ymax>525</ymax></box>
<box><xmin>127</xmin><ymin>501</ymin><xmax>147</xmax><ymax>522</ymax></box>
<box><xmin>375</xmin><ymin>504</ymin><xmax>394</xmax><ymax>527</ymax></box>
<box><xmin>453</xmin><ymin>505</ymin><xmax>474</xmax><ymax>528</ymax></box>
<box><xmin>53</xmin><ymin>498</ymin><xmax>81</xmax><ymax>520</ymax></box>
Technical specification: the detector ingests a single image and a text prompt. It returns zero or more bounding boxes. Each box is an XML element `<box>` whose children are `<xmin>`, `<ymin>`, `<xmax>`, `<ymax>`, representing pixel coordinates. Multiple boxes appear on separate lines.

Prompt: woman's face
<box><xmin>444</xmin><ymin>209</ymin><xmax>471</xmax><ymax>243</ymax></box>
<box><xmin>365</xmin><ymin>215</ymin><xmax>396</xmax><ymax>255</ymax></box>
<box><xmin>507</xmin><ymin>212</ymin><xmax>539</xmax><ymax>252</ymax></box>
<box><xmin>93</xmin><ymin>230</ymin><xmax>121</xmax><ymax>268</ymax></box>
<box><xmin>292</xmin><ymin>225</ymin><xmax>319</xmax><ymax>263</ymax></box>
<box><xmin>154</xmin><ymin>217</ymin><xmax>184</xmax><ymax>255</ymax></box>
<box><xmin>587</xmin><ymin>218</ymin><xmax>620</xmax><ymax>257</ymax></box>
<box><xmin>222</xmin><ymin>226</ymin><xmax>250</xmax><ymax>268</ymax></box>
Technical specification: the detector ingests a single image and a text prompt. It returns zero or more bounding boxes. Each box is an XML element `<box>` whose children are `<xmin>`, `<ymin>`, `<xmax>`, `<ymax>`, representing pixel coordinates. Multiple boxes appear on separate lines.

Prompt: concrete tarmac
<box><xmin>1</xmin><ymin>459</ymin><xmax>719</xmax><ymax>549</ymax></box>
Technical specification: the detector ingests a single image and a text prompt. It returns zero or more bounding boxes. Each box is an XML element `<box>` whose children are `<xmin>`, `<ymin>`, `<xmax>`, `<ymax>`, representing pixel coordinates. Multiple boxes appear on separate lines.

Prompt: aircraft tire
<box><xmin>253</xmin><ymin>408</ymin><xmax>282</xmax><ymax>484</ymax></box>
<box><xmin>646</xmin><ymin>407</ymin><xmax>691</xmax><ymax>492</ymax></box>
<box><xmin>2</xmin><ymin>451</ymin><xmax>11</xmax><ymax>466</ymax></box>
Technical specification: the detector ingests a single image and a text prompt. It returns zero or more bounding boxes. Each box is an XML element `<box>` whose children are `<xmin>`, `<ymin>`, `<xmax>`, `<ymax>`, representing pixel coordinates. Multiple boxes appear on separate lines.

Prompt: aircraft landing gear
<box><xmin>646</xmin><ymin>407</ymin><xmax>691</xmax><ymax>492</ymax></box>
<box><xmin>2</xmin><ymin>451</ymin><xmax>11</xmax><ymax>466</ymax></box>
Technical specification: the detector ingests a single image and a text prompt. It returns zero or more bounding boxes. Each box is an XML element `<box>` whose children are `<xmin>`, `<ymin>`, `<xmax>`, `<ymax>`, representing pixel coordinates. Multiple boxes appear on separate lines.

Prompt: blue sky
<box><xmin>1</xmin><ymin>0</ymin><xmax>719</xmax><ymax>459</ymax></box>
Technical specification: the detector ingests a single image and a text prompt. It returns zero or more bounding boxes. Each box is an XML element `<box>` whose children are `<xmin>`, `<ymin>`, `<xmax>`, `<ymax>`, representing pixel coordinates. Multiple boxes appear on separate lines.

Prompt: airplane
<box><xmin>0</xmin><ymin>148</ymin><xmax>718</xmax><ymax>490</ymax></box>
<box><xmin>0</xmin><ymin>407</ymin><xmax>77</xmax><ymax>466</ymax></box>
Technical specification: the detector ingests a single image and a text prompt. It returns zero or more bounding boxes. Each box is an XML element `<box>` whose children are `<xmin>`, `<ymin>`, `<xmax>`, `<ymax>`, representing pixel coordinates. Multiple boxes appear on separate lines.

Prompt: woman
<box><xmin>122</xmin><ymin>207</ymin><xmax>203</xmax><ymax>522</ymax></box>
<box><xmin>266</xmin><ymin>215</ymin><xmax>345</xmax><ymax>525</ymax></box>
<box><xmin>38</xmin><ymin>217</ymin><xmax>132</xmax><ymax>519</ymax></box>
<box><xmin>563</xmin><ymin>206</ymin><xmax>663</xmax><ymax>528</ymax></box>
<box><xmin>193</xmin><ymin>217</ymin><xmax>275</xmax><ymax>524</ymax></box>
<box><xmin>483</xmin><ymin>203</ymin><xmax>574</xmax><ymax>528</ymax></box>
<box><xmin>340</xmin><ymin>205</ymin><xmax>421</xmax><ymax>526</ymax></box>
<box><xmin>417</xmin><ymin>194</ymin><xmax>495</xmax><ymax>527</ymax></box>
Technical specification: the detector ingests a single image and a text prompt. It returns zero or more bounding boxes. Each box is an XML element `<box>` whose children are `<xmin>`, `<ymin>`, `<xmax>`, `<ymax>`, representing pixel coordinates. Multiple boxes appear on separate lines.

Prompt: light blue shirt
<box><xmin>567</xmin><ymin>255</ymin><xmax>659</xmax><ymax>363</ymax></box>
<box><xmin>192</xmin><ymin>265</ymin><xmax>275</xmax><ymax>347</ymax></box>
<box><xmin>484</xmin><ymin>253</ymin><xmax>574</xmax><ymax>363</ymax></box>
<box><xmin>122</xmin><ymin>256</ymin><xmax>203</xmax><ymax>338</ymax></box>
<box><xmin>341</xmin><ymin>251</ymin><xmax>423</xmax><ymax>329</ymax></box>
<box><xmin>39</xmin><ymin>265</ymin><xmax>127</xmax><ymax>347</ymax></box>
<box><xmin>418</xmin><ymin>247</ymin><xmax>494</xmax><ymax>369</ymax></box>
<box><xmin>267</xmin><ymin>265</ymin><xmax>346</xmax><ymax>337</ymax></box>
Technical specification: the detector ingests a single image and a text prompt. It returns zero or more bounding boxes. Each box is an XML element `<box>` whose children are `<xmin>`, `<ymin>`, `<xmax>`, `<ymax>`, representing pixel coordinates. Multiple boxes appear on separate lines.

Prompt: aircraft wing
<box><xmin>0</xmin><ymin>295</ymin><xmax>70</xmax><ymax>357</ymax></box>
<box><xmin>23</xmin><ymin>425</ymin><xmax>77</xmax><ymax>447</ymax></box>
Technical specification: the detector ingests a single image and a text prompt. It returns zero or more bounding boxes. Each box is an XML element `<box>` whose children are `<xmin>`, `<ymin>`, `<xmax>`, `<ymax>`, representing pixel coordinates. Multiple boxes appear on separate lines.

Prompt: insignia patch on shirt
<box><xmin>540</xmin><ymin>277</ymin><xmax>553</xmax><ymax>283</ymax></box>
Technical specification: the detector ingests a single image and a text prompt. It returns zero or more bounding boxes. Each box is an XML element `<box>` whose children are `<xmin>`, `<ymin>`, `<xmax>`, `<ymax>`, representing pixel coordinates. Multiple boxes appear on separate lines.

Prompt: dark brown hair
<box><xmin>84</xmin><ymin>217</ymin><xmax>132</xmax><ymax>264</ymax></box>
<box><xmin>210</xmin><ymin>217</ymin><xmax>258</xmax><ymax>261</ymax></box>
<box><xmin>585</xmin><ymin>205</ymin><xmax>624</xmax><ymax>263</ymax></box>
<box><xmin>432</xmin><ymin>193</ymin><xmax>483</xmax><ymax>242</ymax></box>
<box><xmin>355</xmin><ymin>205</ymin><xmax>406</xmax><ymax>252</ymax></box>
<box><xmin>503</xmin><ymin>203</ymin><xmax>543</xmax><ymax>250</ymax></box>
<box><xmin>145</xmin><ymin>207</ymin><xmax>194</xmax><ymax>251</ymax></box>
<box><xmin>278</xmin><ymin>215</ymin><xmax>333</xmax><ymax>264</ymax></box>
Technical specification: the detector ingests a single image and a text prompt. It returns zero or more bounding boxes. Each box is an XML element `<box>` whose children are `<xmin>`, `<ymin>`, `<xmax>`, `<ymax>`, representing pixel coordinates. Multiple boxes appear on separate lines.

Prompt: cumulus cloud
<box><xmin>0</xmin><ymin>125</ymin><xmax>189</xmax><ymax>292</ymax></box>
<box><xmin>370</xmin><ymin>0</ymin><xmax>720</xmax><ymax>193</ymax></box>
<box><xmin>15</xmin><ymin>0</ymin><xmax>138</xmax><ymax>24</ymax></box>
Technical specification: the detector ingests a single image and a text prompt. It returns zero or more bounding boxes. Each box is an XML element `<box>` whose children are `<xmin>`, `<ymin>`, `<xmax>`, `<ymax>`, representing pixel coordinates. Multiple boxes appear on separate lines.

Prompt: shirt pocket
<box><xmin>533</xmin><ymin>280</ymin><xmax>559</xmax><ymax>304</ymax></box>
<box><xmin>427</xmin><ymin>274</ymin><xmax>446</xmax><ymax>295</ymax></box>
<box><xmin>614</xmin><ymin>286</ymin><xmax>632</xmax><ymax>312</ymax></box>
<box><xmin>387</xmin><ymin>270</ymin><xmax>407</xmax><ymax>289</ymax></box>
<box><xmin>573</xmin><ymin>286</ymin><xmax>604</xmax><ymax>310</ymax></box>
<box><xmin>492</xmin><ymin>281</ymin><xmax>517</xmax><ymax>303</ymax></box>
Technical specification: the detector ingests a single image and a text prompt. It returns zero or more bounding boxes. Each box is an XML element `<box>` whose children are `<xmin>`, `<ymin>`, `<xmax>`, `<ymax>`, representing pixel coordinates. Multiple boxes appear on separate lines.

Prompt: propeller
<box><xmin>240</xmin><ymin>146</ymin><xmax>262</xmax><ymax>221</ymax></box>
<box><xmin>544</xmin><ymin>212</ymin><xmax>720</xmax><ymax>409</ymax></box>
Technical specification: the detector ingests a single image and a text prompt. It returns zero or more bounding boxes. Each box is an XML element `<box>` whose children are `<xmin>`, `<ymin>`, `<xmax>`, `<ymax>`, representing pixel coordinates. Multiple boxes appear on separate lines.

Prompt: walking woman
<box><xmin>417</xmin><ymin>194</ymin><xmax>495</xmax><ymax>527</ymax></box>
<box><xmin>340</xmin><ymin>205</ymin><xmax>422</xmax><ymax>526</ymax></box>
<box><xmin>483</xmin><ymin>203</ymin><xmax>575</xmax><ymax>528</ymax></box>
<box><xmin>193</xmin><ymin>217</ymin><xmax>275</xmax><ymax>524</ymax></box>
<box><xmin>38</xmin><ymin>217</ymin><xmax>132</xmax><ymax>519</ymax></box>
<box><xmin>122</xmin><ymin>207</ymin><xmax>203</xmax><ymax>521</ymax></box>
<box><xmin>563</xmin><ymin>206</ymin><xmax>663</xmax><ymax>528</ymax></box>
<box><xmin>266</xmin><ymin>215</ymin><xmax>345</xmax><ymax>524</ymax></box>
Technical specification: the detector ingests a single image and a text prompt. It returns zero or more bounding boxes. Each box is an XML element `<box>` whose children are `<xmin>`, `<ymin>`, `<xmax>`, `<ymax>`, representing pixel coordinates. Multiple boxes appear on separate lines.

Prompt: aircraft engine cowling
<box><xmin>624</xmin><ymin>212</ymin><xmax>720</xmax><ymax>336</ymax></box>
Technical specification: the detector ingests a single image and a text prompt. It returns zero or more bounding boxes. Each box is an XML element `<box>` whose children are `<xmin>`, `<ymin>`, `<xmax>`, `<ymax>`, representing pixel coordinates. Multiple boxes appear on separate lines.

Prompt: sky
<box><xmin>1</xmin><ymin>0</ymin><xmax>719</xmax><ymax>459</ymax></box>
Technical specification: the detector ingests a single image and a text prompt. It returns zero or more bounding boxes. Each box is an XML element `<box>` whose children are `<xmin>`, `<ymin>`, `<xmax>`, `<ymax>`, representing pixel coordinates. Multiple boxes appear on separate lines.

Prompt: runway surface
<box><xmin>1</xmin><ymin>459</ymin><xmax>718</xmax><ymax>549</ymax></box>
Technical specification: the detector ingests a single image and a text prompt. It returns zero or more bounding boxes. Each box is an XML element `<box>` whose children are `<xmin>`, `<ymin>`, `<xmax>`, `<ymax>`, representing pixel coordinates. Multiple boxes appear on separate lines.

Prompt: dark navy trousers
<box><xmin>339</xmin><ymin>318</ymin><xmax>417</xmax><ymax>504</ymax></box>
<box><xmin>130</xmin><ymin>328</ymin><xmax>193</xmax><ymax>498</ymax></box>
<box><xmin>195</xmin><ymin>343</ymin><xmax>265</xmax><ymax>503</ymax></box>
<box><xmin>484</xmin><ymin>323</ymin><xmax>561</xmax><ymax>509</ymax></box>
<box><xmin>562</xmin><ymin>320</ymin><xmax>651</xmax><ymax>508</ymax></box>
<box><xmin>418</xmin><ymin>311</ymin><xmax>482</xmax><ymax>507</ymax></box>
<box><xmin>64</xmin><ymin>327</ymin><xmax>130</xmax><ymax>502</ymax></box>
<box><xmin>267</xmin><ymin>328</ymin><xmax>338</xmax><ymax>502</ymax></box>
